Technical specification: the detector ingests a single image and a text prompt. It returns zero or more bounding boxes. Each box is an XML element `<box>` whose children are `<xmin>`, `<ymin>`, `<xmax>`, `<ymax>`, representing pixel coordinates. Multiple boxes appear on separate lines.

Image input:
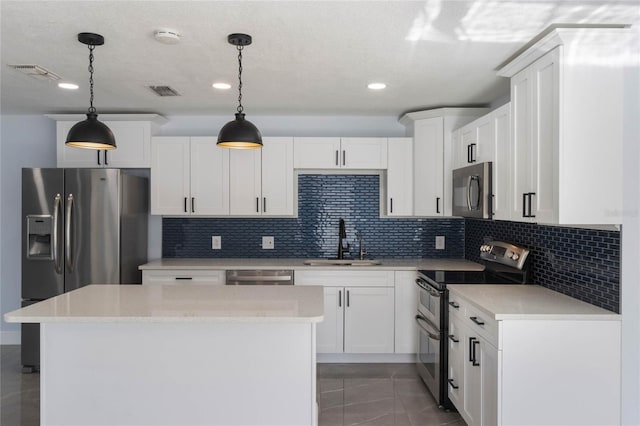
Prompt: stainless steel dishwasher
<box><xmin>225</xmin><ymin>270</ymin><xmax>294</xmax><ymax>285</ymax></box>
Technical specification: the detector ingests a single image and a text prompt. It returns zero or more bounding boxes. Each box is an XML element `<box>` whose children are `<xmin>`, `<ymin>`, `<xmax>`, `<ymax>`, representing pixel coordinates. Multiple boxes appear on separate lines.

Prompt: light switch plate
<box><xmin>435</xmin><ymin>236</ymin><xmax>445</xmax><ymax>250</ymax></box>
<box><xmin>211</xmin><ymin>236</ymin><xmax>222</xmax><ymax>250</ymax></box>
<box><xmin>262</xmin><ymin>236</ymin><xmax>274</xmax><ymax>250</ymax></box>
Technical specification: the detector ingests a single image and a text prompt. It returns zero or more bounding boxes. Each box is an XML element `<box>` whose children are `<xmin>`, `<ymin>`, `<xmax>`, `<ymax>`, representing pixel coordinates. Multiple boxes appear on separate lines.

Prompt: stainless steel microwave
<box><xmin>452</xmin><ymin>162</ymin><xmax>492</xmax><ymax>219</ymax></box>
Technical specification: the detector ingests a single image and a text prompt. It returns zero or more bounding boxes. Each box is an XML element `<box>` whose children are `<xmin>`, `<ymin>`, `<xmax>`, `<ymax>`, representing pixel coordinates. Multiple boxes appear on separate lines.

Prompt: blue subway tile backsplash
<box><xmin>465</xmin><ymin>219</ymin><xmax>620</xmax><ymax>313</ymax></box>
<box><xmin>163</xmin><ymin>174</ymin><xmax>465</xmax><ymax>259</ymax></box>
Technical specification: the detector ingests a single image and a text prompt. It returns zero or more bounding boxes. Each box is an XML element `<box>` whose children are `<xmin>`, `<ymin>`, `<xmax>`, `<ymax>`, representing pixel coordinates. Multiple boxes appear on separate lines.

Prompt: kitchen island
<box><xmin>4</xmin><ymin>284</ymin><xmax>323</xmax><ymax>426</ymax></box>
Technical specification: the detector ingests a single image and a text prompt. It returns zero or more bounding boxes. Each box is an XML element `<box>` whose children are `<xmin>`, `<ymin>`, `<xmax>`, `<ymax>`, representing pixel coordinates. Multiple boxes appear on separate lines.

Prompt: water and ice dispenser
<box><xmin>26</xmin><ymin>215</ymin><xmax>54</xmax><ymax>259</ymax></box>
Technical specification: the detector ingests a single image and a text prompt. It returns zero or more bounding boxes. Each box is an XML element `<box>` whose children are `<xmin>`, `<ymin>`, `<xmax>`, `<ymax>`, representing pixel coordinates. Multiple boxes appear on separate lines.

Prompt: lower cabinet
<box><xmin>394</xmin><ymin>271</ymin><xmax>419</xmax><ymax>353</ymax></box>
<box><xmin>142</xmin><ymin>270</ymin><xmax>225</xmax><ymax>285</ymax></box>
<box><xmin>296</xmin><ymin>270</ymin><xmax>395</xmax><ymax>354</ymax></box>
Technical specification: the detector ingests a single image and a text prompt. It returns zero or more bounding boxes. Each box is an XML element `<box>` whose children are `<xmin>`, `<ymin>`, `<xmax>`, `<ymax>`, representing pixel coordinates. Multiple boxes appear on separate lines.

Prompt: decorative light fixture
<box><xmin>217</xmin><ymin>33</ymin><xmax>262</xmax><ymax>149</ymax></box>
<box><xmin>65</xmin><ymin>32</ymin><xmax>115</xmax><ymax>150</ymax></box>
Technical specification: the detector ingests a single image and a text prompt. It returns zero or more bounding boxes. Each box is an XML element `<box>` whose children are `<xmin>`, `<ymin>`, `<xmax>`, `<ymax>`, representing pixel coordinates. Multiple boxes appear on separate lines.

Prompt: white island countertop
<box><xmin>448</xmin><ymin>284</ymin><xmax>620</xmax><ymax>320</ymax></box>
<box><xmin>138</xmin><ymin>257</ymin><xmax>484</xmax><ymax>271</ymax></box>
<box><xmin>4</xmin><ymin>284</ymin><xmax>324</xmax><ymax>324</ymax></box>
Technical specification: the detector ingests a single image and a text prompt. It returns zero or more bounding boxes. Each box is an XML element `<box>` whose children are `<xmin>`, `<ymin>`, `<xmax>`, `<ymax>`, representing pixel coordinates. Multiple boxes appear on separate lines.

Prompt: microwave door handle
<box><xmin>470</xmin><ymin>176</ymin><xmax>480</xmax><ymax>210</ymax></box>
<box><xmin>466</xmin><ymin>176</ymin><xmax>473</xmax><ymax>210</ymax></box>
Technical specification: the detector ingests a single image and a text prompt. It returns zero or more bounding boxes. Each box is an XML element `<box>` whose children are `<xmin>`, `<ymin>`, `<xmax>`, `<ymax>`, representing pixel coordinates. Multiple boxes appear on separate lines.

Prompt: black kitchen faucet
<box><xmin>337</xmin><ymin>218</ymin><xmax>350</xmax><ymax>259</ymax></box>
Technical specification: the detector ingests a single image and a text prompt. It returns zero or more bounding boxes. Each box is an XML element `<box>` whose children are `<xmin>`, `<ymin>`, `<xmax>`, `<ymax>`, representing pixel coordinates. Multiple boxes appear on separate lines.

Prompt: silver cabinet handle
<box><xmin>65</xmin><ymin>194</ymin><xmax>74</xmax><ymax>272</ymax></box>
<box><xmin>52</xmin><ymin>194</ymin><xmax>62</xmax><ymax>274</ymax></box>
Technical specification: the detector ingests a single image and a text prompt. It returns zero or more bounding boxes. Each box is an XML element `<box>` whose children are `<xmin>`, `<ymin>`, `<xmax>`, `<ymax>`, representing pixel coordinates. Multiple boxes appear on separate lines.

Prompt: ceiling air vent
<box><xmin>8</xmin><ymin>64</ymin><xmax>60</xmax><ymax>81</ymax></box>
<box><xmin>148</xmin><ymin>85</ymin><xmax>180</xmax><ymax>97</ymax></box>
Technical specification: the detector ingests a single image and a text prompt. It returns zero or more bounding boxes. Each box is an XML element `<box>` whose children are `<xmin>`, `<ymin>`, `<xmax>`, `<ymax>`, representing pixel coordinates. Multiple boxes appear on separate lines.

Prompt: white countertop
<box><xmin>4</xmin><ymin>284</ymin><xmax>324</xmax><ymax>324</ymax></box>
<box><xmin>138</xmin><ymin>258</ymin><xmax>484</xmax><ymax>271</ymax></box>
<box><xmin>448</xmin><ymin>284</ymin><xmax>620</xmax><ymax>320</ymax></box>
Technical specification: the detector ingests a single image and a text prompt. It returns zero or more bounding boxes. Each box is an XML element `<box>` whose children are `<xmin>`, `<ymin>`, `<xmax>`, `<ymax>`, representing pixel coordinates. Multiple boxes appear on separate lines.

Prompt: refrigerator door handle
<box><xmin>65</xmin><ymin>194</ymin><xmax>75</xmax><ymax>272</ymax></box>
<box><xmin>52</xmin><ymin>194</ymin><xmax>62</xmax><ymax>274</ymax></box>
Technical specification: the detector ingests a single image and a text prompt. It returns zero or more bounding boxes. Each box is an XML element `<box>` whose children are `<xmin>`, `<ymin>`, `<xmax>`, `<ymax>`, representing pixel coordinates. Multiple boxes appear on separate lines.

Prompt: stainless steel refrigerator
<box><xmin>21</xmin><ymin>168</ymin><xmax>148</xmax><ymax>371</ymax></box>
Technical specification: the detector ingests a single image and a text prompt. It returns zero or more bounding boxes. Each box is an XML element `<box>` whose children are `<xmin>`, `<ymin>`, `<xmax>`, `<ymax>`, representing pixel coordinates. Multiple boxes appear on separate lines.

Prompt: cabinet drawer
<box><xmin>463</xmin><ymin>303</ymin><xmax>498</xmax><ymax>346</ymax></box>
<box><xmin>295</xmin><ymin>270</ymin><xmax>394</xmax><ymax>287</ymax></box>
<box><xmin>142</xmin><ymin>270</ymin><xmax>225</xmax><ymax>285</ymax></box>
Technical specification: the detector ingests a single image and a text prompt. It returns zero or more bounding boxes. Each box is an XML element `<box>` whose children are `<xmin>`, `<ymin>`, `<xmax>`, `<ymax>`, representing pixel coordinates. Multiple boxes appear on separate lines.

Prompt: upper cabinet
<box><xmin>385</xmin><ymin>138</ymin><xmax>413</xmax><ymax>216</ymax></box>
<box><xmin>452</xmin><ymin>104</ymin><xmax>512</xmax><ymax>221</ymax></box>
<box><xmin>400</xmin><ymin>108</ymin><xmax>488</xmax><ymax>217</ymax></box>
<box><xmin>294</xmin><ymin>137</ymin><xmax>387</xmax><ymax>170</ymax></box>
<box><xmin>230</xmin><ymin>137</ymin><xmax>295</xmax><ymax>216</ymax></box>
<box><xmin>49</xmin><ymin>114</ymin><xmax>167</xmax><ymax>168</ymax></box>
<box><xmin>151</xmin><ymin>136</ymin><xmax>229</xmax><ymax>216</ymax></box>
<box><xmin>498</xmin><ymin>28</ymin><xmax>628</xmax><ymax>225</ymax></box>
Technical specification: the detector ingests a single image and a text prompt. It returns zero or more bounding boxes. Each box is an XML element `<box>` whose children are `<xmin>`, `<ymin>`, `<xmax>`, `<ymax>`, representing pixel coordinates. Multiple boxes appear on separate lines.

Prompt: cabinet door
<box><xmin>102</xmin><ymin>121</ymin><xmax>151</xmax><ymax>168</ymax></box>
<box><xmin>293</xmin><ymin>137</ymin><xmax>341</xmax><ymax>169</ymax></box>
<box><xmin>229</xmin><ymin>149</ymin><xmax>262</xmax><ymax>215</ymax></box>
<box><xmin>150</xmin><ymin>137</ymin><xmax>191</xmax><ymax>215</ymax></box>
<box><xmin>510</xmin><ymin>67</ymin><xmax>533</xmax><ymax>221</ymax></box>
<box><xmin>492</xmin><ymin>104</ymin><xmax>512</xmax><ymax>221</ymax></box>
<box><xmin>261</xmin><ymin>137</ymin><xmax>294</xmax><ymax>216</ymax></box>
<box><xmin>447</xmin><ymin>316</ymin><xmax>464</xmax><ymax>410</ymax></box>
<box><xmin>386</xmin><ymin>138</ymin><xmax>413</xmax><ymax>216</ymax></box>
<box><xmin>316</xmin><ymin>287</ymin><xmax>345</xmax><ymax>353</ymax></box>
<box><xmin>340</xmin><ymin>137</ymin><xmax>388</xmax><ymax>169</ymax></box>
<box><xmin>462</xmin><ymin>329</ymin><xmax>482</xmax><ymax>426</ymax></box>
<box><xmin>479</xmin><ymin>337</ymin><xmax>499</xmax><ymax>426</ymax></box>
<box><xmin>190</xmin><ymin>137</ymin><xmax>229</xmax><ymax>215</ymax></box>
<box><xmin>56</xmin><ymin>121</ymin><xmax>102</xmax><ymax>167</ymax></box>
<box><xmin>414</xmin><ymin>117</ymin><xmax>444</xmax><ymax>216</ymax></box>
<box><xmin>394</xmin><ymin>271</ymin><xmax>418</xmax><ymax>353</ymax></box>
<box><xmin>475</xmin><ymin>116</ymin><xmax>494</xmax><ymax>165</ymax></box>
<box><xmin>461</xmin><ymin>125</ymin><xmax>478</xmax><ymax>164</ymax></box>
<box><xmin>530</xmin><ymin>48</ymin><xmax>559</xmax><ymax>224</ymax></box>
<box><xmin>344</xmin><ymin>287</ymin><xmax>394</xmax><ymax>353</ymax></box>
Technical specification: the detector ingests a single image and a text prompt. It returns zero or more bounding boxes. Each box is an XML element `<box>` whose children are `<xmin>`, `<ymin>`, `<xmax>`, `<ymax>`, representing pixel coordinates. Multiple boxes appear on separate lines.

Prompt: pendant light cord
<box><xmin>87</xmin><ymin>44</ymin><xmax>96</xmax><ymax>114</ymax></box>
<box><xmin>237</xmin><ymin>45</ymin><xmax>244</xmax><ymax>114</ymax></box>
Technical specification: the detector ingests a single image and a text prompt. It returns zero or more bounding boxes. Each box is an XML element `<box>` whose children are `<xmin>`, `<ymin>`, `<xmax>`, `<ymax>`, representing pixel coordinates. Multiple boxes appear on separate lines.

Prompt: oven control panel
<box><xmin>480</xmin><ymin>241</ymin><xmax>529</xmax><ymax>270</ymax></box>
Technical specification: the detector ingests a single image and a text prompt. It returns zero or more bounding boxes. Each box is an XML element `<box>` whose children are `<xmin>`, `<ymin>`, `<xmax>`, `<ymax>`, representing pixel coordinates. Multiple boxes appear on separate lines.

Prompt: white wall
<box><xmin>0</xmin><ymin>115</ymin><xmax>56</xmax><ymax>343</ymax></box>
<box><xmin>621</xmin><ymin>64</ymin><xmax>640</xmax><ymax>425</ymax></box>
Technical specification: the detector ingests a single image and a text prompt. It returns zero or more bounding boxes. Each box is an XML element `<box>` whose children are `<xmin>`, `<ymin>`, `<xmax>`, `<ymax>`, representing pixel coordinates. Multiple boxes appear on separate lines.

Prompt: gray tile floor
<box><xmin>1</xmin><ymin>345</ymin><xmax>464</xmax><ymax>426</ymax></box>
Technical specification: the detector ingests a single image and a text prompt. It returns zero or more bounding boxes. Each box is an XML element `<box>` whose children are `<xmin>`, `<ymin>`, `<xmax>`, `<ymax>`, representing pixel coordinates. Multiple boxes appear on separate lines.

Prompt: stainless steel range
<box><xmin>415</xmin><ymin>241</ymin><xmax>530</xmax><ymax>409</ymax></box>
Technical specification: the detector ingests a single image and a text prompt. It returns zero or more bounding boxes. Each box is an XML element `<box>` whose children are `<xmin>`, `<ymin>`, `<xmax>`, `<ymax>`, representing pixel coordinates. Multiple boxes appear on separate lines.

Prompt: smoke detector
<box><xmin>154</xmin><ymin>30</ymin><xmax>181</xmax><ymax>44</ymax></box>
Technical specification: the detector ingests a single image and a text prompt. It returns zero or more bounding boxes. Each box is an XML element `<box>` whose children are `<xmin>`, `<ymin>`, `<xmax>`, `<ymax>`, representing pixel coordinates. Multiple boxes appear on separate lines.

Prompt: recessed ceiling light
<box><xmin>368</xmin><ymin>83</ymin><xmax>387</xmax><ymax>90</ymax></box>
<box><xmin>154</xmin><ymin>30</ymin><xmax>181</xmax><ymax>45</ymax></box>
<box><xmin>212</xmin><ymin>82</ymin><xmax>231</xmax><ymax>90</ymax></box>
<box><xmin>58</xmin><ymin>82</ymin><xmax>79</xmax><ymax>90</ymax></box>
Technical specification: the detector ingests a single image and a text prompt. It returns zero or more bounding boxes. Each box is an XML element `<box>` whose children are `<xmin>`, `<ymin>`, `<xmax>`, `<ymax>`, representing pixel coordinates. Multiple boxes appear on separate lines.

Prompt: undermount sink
<box><xmin>302</xmin><ymin>259</ymin><xmax>382</xmax><ymax>266</ymax></box>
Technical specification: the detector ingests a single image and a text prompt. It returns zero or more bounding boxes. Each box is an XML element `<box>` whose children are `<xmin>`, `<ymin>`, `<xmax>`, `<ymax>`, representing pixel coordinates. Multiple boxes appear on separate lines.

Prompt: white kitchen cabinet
<box><xmin>230</xmin><ymin>137</ymin><xmax>294</xmax><ymax>216</ymax></box>
<box><xmin>400</xmin><ymin>108</ymin><xmax>488</xmax><ymax>217</ymax></box>
<box><xmin>142</xmin><ymin>270</ymin><xmax>225</xmax><ymax>285</ymax></box>
<box><xmin>452</xmin><ymin>104</ymin><xmax>512</xmax><ymax>220</ymax></box>
<box><xmin>293</xmin><ymin>137</ymin><xmax>387</xmax><ymax>170</ymax></box>
<box><xmin>295</xmin><ymin>270</ymin><xmax>395</xmax><ymax>354</ymax></box>
<box><xmin>498</xmin><ymin>28</ymin><xmax>627</xmax><ymax>225</ymax></box>
<box><xmin>49</xmin><ymin>114</ymin><xmax>166</xmax><ymax>168</ymax></box>
<box><xmin>151</xmin><ymin>136</ymin><xmax>229</xmax><ymax>216</ymax></box>
<box><xmin>385</xmin><ymin>138</ymin><xmax>413</xmax><ymax>216</ymax></box>
<box><xmin>448</xmin><ymin>285</ymin><xmax>621</xmax><ymax>426</ymax></box>
<box><xmin>394</xmin><ymin>271</ymin><xmax>418</xmax><ymax>353</ymax></box>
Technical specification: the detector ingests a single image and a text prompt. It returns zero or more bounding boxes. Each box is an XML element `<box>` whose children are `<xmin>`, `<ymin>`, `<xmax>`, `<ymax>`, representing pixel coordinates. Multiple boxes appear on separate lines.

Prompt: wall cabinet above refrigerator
<box><xmin>47</xmin><ymin>114</ymin><xmax>167</xmax><ymax>168</ymax></box>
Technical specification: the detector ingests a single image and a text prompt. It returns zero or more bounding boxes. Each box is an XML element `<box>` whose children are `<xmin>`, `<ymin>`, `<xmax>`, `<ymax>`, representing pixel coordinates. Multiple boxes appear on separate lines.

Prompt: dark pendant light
<box><xmin>65</xmin><ymin>32</ymin><xmax>116</xmax><ymax>150</ymax></box>
<box><xmin>217</xmin><ymin>33</ymin><xmax>262</xmax><ymax>149</ymax></box>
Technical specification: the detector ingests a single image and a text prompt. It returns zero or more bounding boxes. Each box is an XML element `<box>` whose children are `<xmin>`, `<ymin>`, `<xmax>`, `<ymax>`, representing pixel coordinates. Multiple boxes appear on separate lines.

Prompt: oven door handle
<box><xmin>415</xmin><ymin>315</ymin><xmax>440</xmax><ymax>340</ymax></box>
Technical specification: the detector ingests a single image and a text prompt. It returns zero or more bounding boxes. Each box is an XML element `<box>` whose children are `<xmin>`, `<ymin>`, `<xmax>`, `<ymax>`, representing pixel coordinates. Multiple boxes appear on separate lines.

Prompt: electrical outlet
<box><xmin>262</xmin><ymin>236</ymin><xmax>274</xmax><ymax>250</ymax></box>
<box><xmin>211</xmin><ymin>236</ymin><xmax>222</xmax><ymax>250</ymax></box>
<box><xmin>435</xmin><ymin>236</ymin><xmax>445</xmax><ymax>250</ymax></box>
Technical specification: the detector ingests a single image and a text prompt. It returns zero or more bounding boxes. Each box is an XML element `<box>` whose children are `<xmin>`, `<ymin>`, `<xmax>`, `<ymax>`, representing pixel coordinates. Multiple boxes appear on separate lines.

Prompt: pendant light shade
<box><xmin>65</xmin><ymin>32</ymin><xmax>116</xmax><ymax>150</ymax></box>
<box><xmin>217</xmin><ymin>33</ymin><xmax>262</xmax><ymax>149</ymax></box>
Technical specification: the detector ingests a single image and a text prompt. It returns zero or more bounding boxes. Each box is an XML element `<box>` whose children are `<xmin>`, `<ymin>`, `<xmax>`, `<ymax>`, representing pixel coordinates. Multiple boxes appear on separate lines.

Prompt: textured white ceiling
<box><xmin>1</xmin><ymin>1</ymin><xmax>638</xmax><ymax>117</ymax></box>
